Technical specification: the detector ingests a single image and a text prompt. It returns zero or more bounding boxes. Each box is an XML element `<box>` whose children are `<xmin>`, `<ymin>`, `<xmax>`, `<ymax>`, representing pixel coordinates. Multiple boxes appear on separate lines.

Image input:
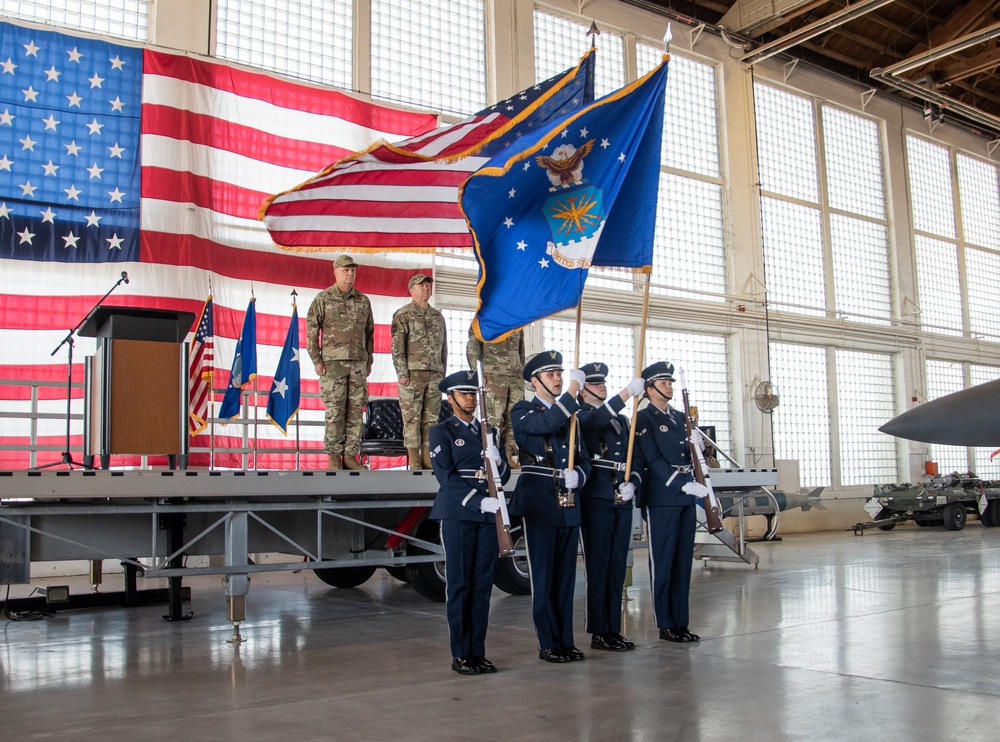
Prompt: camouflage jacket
<box><xmin>306</xmin><ymin>286</ymin><xmax>375</xmax><ymax>366</ymax></box>
<box><xmin>466</xmin><ymin>327</ymin><xmax>524</xmax><ymax>379</ymax></box>
<box><xmin>390</xmin><ymin>301</ymin><xmax>447</xmax><ymax>377</ymax></box>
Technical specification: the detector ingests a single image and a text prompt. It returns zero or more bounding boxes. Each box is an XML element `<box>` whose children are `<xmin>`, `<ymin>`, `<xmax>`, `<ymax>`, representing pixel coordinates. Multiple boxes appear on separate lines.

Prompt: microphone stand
<box><xmin>31</xmin><ymin>273</ymin><xmax>130</xmax><ymax>470</ymax></box>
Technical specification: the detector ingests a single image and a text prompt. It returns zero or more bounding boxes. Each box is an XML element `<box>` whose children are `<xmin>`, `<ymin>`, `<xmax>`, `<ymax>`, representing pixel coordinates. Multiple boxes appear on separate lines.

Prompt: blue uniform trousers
<box><xmin>440</xmin><ymin>519</ymin><xmax>498</xmax><ymax>658</ymax></box>
<box><xmin>580</xmin><ymin>497</ymin><xmax>632</xmax><ymax>636</ymax></box>
<box><xmin>522</xmin><ymin>518</ymin><xmax>579</xmax><ymax>651</ymax></box>
<box><xmin>643</xmin><ymin>503</ymin><xmax>696</xmax><ymax>629</ymax></box>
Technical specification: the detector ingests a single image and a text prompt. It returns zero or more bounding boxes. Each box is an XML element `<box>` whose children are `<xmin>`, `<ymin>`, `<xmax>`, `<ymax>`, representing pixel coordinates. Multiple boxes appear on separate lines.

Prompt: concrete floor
<box><xmin>2</xmin><ymin>527</ymin><xmax>1000</xmax><ymax>741</ymax></box>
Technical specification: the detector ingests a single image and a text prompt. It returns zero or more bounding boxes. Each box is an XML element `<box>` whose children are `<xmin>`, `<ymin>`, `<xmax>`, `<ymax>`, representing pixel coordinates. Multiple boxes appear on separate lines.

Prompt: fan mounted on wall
<box><xmin>754</xmin><ymin>381</ymin><xmax>780</xmax><ymax>414</ymax></box>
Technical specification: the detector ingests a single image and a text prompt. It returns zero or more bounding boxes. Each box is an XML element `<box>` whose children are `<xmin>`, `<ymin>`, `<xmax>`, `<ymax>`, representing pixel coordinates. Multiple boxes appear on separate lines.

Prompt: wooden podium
<box><xmin>81</xmin><ymin>307</ymin><xmax>195</xmax><ymax>469</ymax></box>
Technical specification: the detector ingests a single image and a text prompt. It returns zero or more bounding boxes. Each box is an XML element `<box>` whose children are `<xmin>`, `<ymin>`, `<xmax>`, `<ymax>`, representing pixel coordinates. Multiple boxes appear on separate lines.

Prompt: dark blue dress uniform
<box><xmin>633</xmin><ymin>361</ymin><xmax>699</xmax><ymax>634</ymax></box>
<box><xmin>429</xmin><ymin>371</ymin><xmax>511</xmax><ymax>666</ymax></box>
<box><xmin>510</xmin><ymin>351</ymin><xmax>592</xmax><ymax>655</ymax></box>
<box><xmin>576</xmin><ymin>362</ymin><xmax>641</xmax><ymax>641</ymax></box>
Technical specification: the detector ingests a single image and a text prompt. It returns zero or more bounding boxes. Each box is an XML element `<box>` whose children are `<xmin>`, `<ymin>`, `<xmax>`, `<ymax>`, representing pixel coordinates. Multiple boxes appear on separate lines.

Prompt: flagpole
<box><xmin>624</xmin><ymin>273</ymin><xmax>652</xmax><ymax>480</ymax></box>
<box><xmin>252</xmin><ymin>378</ymin><xmax>259</xmax><ymax>471</ymax></box>
<box><xmin>566</xmin><ymin>298</ymin><xmax>584</xmax><ymax>475</ymax></box>
<box><xmin>209</xmin><ymin>279</ymin><xmax>215</xmax><ymax>471</ymax></box>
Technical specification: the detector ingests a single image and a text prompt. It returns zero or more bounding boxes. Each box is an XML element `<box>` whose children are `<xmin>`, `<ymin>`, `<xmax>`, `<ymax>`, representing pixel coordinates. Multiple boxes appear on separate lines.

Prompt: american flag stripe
<box><xmin>188</xmin><ymin>297</ymin><xmax>213</xmax><ymax>435</ymax></box>
<box><xmin>261</xmin><ymin>51</ymin><xmax>595</xmax><ymax>253</ymax></box>
<box><xmin>0</xmin><ymin>20</ymin><xmax>437</xmax><ymax>469</ymax></box>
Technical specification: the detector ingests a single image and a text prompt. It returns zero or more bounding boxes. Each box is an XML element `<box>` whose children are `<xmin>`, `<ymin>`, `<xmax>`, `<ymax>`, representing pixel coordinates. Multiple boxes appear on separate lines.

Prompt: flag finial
<box><xmin>663</xmin><ymin>24</ymin><xmax>672</xmax><ymax>53</ymax></box>
<box><xmin>587</xmin><ymin>20</ymin><xmax>600</xmax><ymax>47</ymax></box>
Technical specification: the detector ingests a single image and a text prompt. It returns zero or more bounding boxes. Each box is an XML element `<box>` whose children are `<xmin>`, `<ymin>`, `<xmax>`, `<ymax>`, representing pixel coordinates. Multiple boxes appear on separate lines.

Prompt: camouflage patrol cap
<box><xmin>333</xmin><ymin>254</ymin><xmax>358</xmax><ymax>268</ymax></box>
<box><xmin>641</xmin><ymin>361</ymin><xmax>675</xmax><ymax>385</ymax></box>
<box><xmin>522</xmin><ymin>350</ymin><xmax>563</xmax><ymax>381</ymax></box>
<box><xmin>408</xmin><ymin>273</ymin><xmax>433</xmax><ymax>290</ymax></box>
<box><xmin>581</xmin><ymin>362</ymin><xmax>609</xmax><ymax>383</ymax></box>
<box><xmin>439</xmin><ymin>369</ymin><xmax>478</xmax><ymax>393</ymax></box>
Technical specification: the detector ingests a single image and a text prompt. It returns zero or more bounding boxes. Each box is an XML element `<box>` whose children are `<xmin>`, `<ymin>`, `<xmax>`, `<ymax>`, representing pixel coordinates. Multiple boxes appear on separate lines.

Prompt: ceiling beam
<box><xmin>901</xmin><ymin>0</ymin><xmax>1000</xmax><ymax>78</ymax></box>
<box><xmin>937</xmin><ymin>43</ymin><xmax>1000</xmax><ymax>83</ymax></box>
<box><xmin>742</xmin><ymin>0</ymin><xmax>833</xmax><ymax>39</ymax></box>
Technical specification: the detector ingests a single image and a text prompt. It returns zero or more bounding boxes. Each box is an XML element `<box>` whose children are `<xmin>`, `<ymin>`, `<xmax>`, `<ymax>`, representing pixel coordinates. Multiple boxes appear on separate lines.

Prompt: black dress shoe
<box><xmin>659</xmin><ymin>627</ymin><xmax>699</xmax><ymax>643</ymax></box>
<box><xmin>452</xmin><ymin>656</ymin><xmax>481</xmax><ymax>675</ymax></box>
<box><xmin>591</xmin><ymin>633</ymin><xmax>628</xmax><ymax>652</ymax></box>
<box><xmin>611</xmin><ymin>632</ymin><xmax>636</xmax><ymax>650</ymax></box>
<box><xmin>561</xmin><ymin>646</ymin><xmax>586</xmax><ymax>661</ymax></box>
<box><xmin>538</xmin><ymin>648</ymin><xmax>570</xmax><ymax>663</ymax></box>
<box><xmin>472</xmin><ymin>656</ymin><xmax>497</xmax><ymax>673</ymax></box>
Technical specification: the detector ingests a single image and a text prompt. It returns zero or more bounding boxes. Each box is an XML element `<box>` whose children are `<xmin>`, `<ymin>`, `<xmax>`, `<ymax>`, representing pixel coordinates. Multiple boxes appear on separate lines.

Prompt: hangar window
<box><xmin>1</xmin><ymin>0</ymin><xmax>148</xmax><ymax>39</ymax></box>
<box><xmin>755</xmin><ymin>84</ymin><xmax>891</xmax><ymax>326</ymax></box>
<box><xmin>958</xmin><ymin>154</ymin><xmax>1000</xmax><ymax>251</ymax></box>
<box><xmin>533</xmin><ymin>10</ymin><xmax>624</xmax><ymax>99</ymax></box>
<box><xmin>216</xmin><ymin>0</ymin><xmax>353</xmax><ymax>90</ymax></box>
<box><xmin>372</xmin><ymin>0</ymin><xmax>486</xmax><ymax>117</ymax></box>
<box><xmin>836</xmin><ymin>350</ymin><xmax>896</xmax><ymax>485</ymax></box>
<box><xmin>441</xmin><ymin>308</ymin><xmax>476</xmax><ymax>375</ymax></box>
<box><xmin>542</xmin><ymin>319</ymin><xmax>637</xmax><ymax>408</ymax></box>
<box><xmin>969</xmin><ymin>364</ymin><xmax>1000</xmax><ymax>478</ymax></box>
<box><xmin>769</xmin><ymin>343</ymin><xmax>831</xmax><ymax>487</ymax></box>
<box><xmin>914</xmin><ymin>234</ymin><xmax>963</xmax><ymax>337</ymax></box>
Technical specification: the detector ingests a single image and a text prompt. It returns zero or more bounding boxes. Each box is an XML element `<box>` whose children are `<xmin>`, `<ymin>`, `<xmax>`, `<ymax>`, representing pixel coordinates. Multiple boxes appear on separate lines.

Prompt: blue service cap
<box><xmin>580</xmin><ymin>362</ymin><xmax>609</xmax><ymax>383</ymax></box>
<box><xmin>641</xmin><ymin>361</ymin><xmax>675</xmax><ymax>384</ymax></box>
<box><xmin>522</xmin><ymin>350</ymin><xmax>563</xmax><ymax>381</ymax></box>
<box><xmin>439</xmin><ymin>369</ymin><xmax>478</xmax><ymax>394</ymax></box>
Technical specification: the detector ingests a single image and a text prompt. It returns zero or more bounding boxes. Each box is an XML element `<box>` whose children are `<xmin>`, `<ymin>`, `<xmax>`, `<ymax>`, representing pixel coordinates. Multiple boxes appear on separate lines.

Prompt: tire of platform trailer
<box><xmin>385</xmin><ymin>565</ymin><xmax>410</xmax><ymax>582</ymax></box>
<box><xmin>313</xmin><ymin>565</ymin><xmax>378</xmax><ymax>588</ymax></box>
<box><xmin>405</xmin><ymin>521</ymin><xmax>447</xmax><ymax>602</ymax></box>
<box><xmin>982</xmin><ymin>501</ymin><xmax>1000</xmax><ymax>527</ymax></box>
<box><xmin>493</xmin><ymin>531</ymin><xmax>531</xmax><ymax>596</ymax></box>
<box><xmin>941</xmin><ymin>502</ymin><xmax>967</xmax><ymax>531</ymax></box>
<box><xmin>876</xmin><ymin>508</ymin><xmax>896</xmax><ymax>531</ymax></box>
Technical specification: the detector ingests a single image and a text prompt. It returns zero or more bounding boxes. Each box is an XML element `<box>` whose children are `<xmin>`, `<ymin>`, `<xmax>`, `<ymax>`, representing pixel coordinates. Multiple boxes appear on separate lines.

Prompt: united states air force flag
<box><xmin>266</xmin><ymin>304</ymin><xmax>300</xmax><ymax>435</ymax></box>
<box><xmin>219</xmin><ymin>298</ymin><xmax>258</xmax><ymax>420</ymax></box>
<box><xmin>465</xmin><ymin>57</ymin><xmax>669</xmax><ymax>342</ymax></box>
<box><xmin>0</xmin><ymin>23</ymin><xmax>141</xmax><ymax>262</ymax></box>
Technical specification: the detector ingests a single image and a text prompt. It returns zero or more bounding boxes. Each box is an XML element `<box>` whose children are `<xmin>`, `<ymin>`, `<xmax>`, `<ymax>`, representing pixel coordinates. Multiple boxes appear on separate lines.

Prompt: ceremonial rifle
<box><xmin>476</xmin><ymin>361</ymin><xmax>515</xmax><ymax>557</ymax></box>
<box><xmin>676</xmin><ymin>368</ymin><xmax>725</xmax><ymax>534</ymax></box>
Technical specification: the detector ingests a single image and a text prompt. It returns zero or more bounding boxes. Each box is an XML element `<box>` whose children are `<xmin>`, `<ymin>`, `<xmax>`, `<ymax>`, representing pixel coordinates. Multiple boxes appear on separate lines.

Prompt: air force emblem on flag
<box><xmin>537</xmin><ymin>140</ymin><xmax>605</xmax><ymax>269</ymax></box>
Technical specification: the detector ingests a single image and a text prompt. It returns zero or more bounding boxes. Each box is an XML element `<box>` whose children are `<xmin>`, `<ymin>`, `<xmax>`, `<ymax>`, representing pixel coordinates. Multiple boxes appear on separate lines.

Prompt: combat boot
<box><xmin>407</xmin><ymin>448</ymin><xmax>421</xmax><ymax>470</ymax></box>
<box><xmin>420</xmin><ymin>430</ymin><xmax>432</xmax><ymax>469</ymax></box>
<box><xmin>327</xmin><ymin>453</ymin><xmax>342</xmax><ymax>470</ymax></box>
<box><xmin>343</xmin><ymin>452</ymin><xmax>368</xmax><ymax>470</ymax></box>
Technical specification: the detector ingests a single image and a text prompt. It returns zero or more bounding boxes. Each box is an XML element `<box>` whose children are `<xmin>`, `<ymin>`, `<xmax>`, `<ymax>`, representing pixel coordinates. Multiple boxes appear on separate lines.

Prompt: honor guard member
<box><xmin>428</xmin><ymin>370</ymin><xmax>511</xmax><ymax>676</ymax></box>
<box><xmin>391</xmin><ymin>273</ymin><xmax>447</xmax><ymax>469</ymax></box>
<box><xmin>576</xmin><ymin>362</ymin><xmax>645</xmax><ymax>652</ymax></box>
<box><xmin>633</xmin><ymin>361</ymin><xmax>710</xmax><ymax>643</ymax></box>
<box><xmin>467</xmin><ymin>327</ymin><xmax>525</xmax><ymax>465</ymax></box>
<box><xmin>306</xmin><ymin>255</ymin><xmax>375</xmax><ymax>470</ymax></box>
<box><xmin>510</xmin><ymin>351</ymin><xmax>592</xmax><ymax>663</ymax></box>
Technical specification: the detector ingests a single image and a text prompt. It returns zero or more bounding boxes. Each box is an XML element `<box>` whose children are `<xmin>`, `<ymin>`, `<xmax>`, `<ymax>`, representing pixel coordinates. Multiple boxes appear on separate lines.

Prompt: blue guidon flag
<box><xmin>465</xmin><ymin>57</ymin><xmax>669</xmax><ymax>342</ymax></box>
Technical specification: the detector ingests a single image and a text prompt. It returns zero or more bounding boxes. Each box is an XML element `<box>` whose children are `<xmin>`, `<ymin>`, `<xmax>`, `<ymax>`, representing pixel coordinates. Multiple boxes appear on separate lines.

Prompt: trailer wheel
<box><xmin>405</xmin><ymin>521</ymin><xmax>446</xmax><ymax>602</ymax></box>
<box><xmin>493</xmin><ymin>531</ymin><xmax>530</xmax><ymax>595</ymax></box>
<box><xmin>876</xmin><ymin>508</ymin><xmax>896</xmax><ymax>531</ymax></box>
<box><xmin>313</xmin><ymin>565</ymin><xmax>377</xmax><ymax>588</ymax></box>
<box><xmin>385</xmin><ymin>565</ymin><xmax>410</xmax><ymax>582</ymax></box>
<box><xmin>941</xmin><ymin>502</ymin><xmax>967</xmax><ymax>531</ymax></box>
<box><xmin>982</xmin><ymin>501</ymin><xmax>1000</xmax><ymax>528</ymax></box>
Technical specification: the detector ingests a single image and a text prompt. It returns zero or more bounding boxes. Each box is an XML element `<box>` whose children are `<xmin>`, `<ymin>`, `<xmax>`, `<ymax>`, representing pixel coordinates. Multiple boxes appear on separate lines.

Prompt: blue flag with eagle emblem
<box><xmin>465</xmin><ymin>57</ymin><xmax>668</xmax><ymax>342</ymax></box>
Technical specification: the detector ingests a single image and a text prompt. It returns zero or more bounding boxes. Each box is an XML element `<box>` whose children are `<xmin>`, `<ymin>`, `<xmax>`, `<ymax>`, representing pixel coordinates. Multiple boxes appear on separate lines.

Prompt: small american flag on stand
<box><xmin>188</xmin><ymin>295</ymin><xmax>213</xmax><ymax>435</ymax></box>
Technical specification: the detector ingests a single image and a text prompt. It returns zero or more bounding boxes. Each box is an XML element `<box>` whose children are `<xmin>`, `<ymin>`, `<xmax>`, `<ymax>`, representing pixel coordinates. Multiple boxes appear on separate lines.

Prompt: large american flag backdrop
<box><xmin>0</xmin><ymin>20</ymin><xmax>437</xmax><ymax>469</ymax></box>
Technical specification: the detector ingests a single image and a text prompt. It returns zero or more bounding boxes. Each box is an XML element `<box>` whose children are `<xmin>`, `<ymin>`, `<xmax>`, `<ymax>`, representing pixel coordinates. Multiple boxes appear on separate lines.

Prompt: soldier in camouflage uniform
<box><xmin>467</xmin><ymin>327</ymin><xmax>525</xmax><ymax>465</ymax></box>
<box><xmin>391</xmin><ymin>274</ymin><xmax>447</xmax><ymax>469</ymax></box>
<box><xmin>306</xmin><ymin>255</ymin><xmax>374</xmax><ymax>470</ymax></box>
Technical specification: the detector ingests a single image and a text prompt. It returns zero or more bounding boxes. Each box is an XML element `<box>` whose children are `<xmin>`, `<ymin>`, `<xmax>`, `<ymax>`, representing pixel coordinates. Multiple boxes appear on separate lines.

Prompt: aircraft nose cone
<box><xmin>879</xmin><ymin>378</ymin><xmax>1000</xmax><ymax>446</ymax></box>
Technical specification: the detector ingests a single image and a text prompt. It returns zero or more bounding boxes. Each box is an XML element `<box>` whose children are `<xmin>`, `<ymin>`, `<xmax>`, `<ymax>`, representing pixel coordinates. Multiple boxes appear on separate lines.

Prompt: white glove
<box><xmin>682</xmin><ymin>481</ymin><xmax>710</xmax><ymax>499</ymax></box>
<box><xmin>484</xmin><ymin>444</ymin><xmax>502</xmax><ymax>469</ymax></box>
<box><xmin>568</xmin><ymin>368</ymin><xmax>586</xmax><ymax>388</ymax></box>
<box><xmin>689</xmin><ymin>427</ymin><xmax>705</xmax><ymax>452</ymax></box>
<box><xmin>479</xmin><ymin>497</ymin><xmax>502</xmax><ymax>514</ymax></box>
<box><xmin>625</xmin><ymin>377</ymin><xmax>645</xmax><ymax>397</ymax></box>
<box><xmin>617</xmin><ymin>482</ymin><xmax>636</xmax><ymax>502</ymax></box>
<box><xmin>562</xmin><ymin>468</ymin><xmax>580</xmax><ymax>490</ymax></box>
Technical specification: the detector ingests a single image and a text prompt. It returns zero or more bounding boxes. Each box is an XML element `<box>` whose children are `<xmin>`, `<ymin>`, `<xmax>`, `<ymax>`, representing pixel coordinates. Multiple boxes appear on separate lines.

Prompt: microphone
<box><xmin>121</xmin><ymin>271</ymin><xmax>129</xmax><ymax>284</ymax></box>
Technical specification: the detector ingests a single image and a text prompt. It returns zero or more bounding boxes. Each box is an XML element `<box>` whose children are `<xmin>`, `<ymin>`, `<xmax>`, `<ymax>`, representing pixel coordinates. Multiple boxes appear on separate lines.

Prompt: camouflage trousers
<box><xmin>398</xmin><ymin>370</ymin><xmax>442</xmax><ymax>448</ymax></box>
<box><xmin>482</xmin><ymin>376</ymin><xmax>524</xmax><ymax>450</ymax></box>
<box><xmin>319</xmin><ymin>360</ymin><xmax>369</xmax><ymax>456</ymax></box>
